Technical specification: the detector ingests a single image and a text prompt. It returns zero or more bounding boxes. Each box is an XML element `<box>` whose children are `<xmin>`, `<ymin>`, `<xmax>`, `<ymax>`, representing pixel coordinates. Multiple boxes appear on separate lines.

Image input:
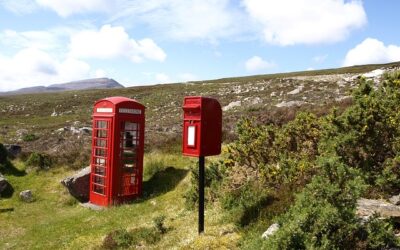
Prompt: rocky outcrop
<box><xmin>61</xmin><ymin>167</ymin><xmax>90</xmax><ymax>202</ymax></box>
<box><xmin>262</xmin><ymin>223</ymin><xmax>280</xmax><ymax>239</ymax></box>
<box><xmin>4</xmin><ymin>144</ymin><xmax>22</xmax><ymax>158</ymax></box>
<box><xmin>357</xmin><ymin>198</ymin><xmax>400</xmax><ymax>221</ymax></box>
<box><xmin>389</xmin><ymin>194</ymin><xmax>400</xmax><ymax>206</ymax></box>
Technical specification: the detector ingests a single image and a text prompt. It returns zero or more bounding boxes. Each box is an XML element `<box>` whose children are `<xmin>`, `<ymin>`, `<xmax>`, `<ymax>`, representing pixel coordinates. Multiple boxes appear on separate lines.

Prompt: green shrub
<box><xmin>362</xmin><ymin>215</ymin><xmax>399</xmax><ymax>249</ymax></box>
<box><xmin>153</xmin><ymin>215</ymin><xmax>167</xmax><ymax>234</ymax></box>
<box><xmin>101</xmin><ymin>229</ymin><xmax>133</xmax><ymax>249</ymax></box>
<box><xmin>263</xmin><ymin>157</ymin><xmax>399</xmax><ymax>249</ymax></box>
<box><xmin>22</xmin><ymin>133</ymin><xmax>39</xmax><ymax>142</ymax></box>
<box><xmin>25</xmin><ymin>152</ymin><xmax>52</xmax><ymax>170</ymax></box>
<box><xmin>144</xmin><ymin>158</ymin><xmax>164</xmax><ymax>180</ymax></box>
<box><xmin>183</xmin><ymin>161</ymin><xmax>225</xmax><ymax>209</ymax></box>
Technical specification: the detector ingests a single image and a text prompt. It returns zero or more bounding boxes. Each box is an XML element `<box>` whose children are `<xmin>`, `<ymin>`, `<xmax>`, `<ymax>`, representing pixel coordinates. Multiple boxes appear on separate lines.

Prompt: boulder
<box><xmin>262</xmin><ymin>223</ymin><xmax>280</xmax><ymax>239</ymax></box>
<box><xmin>4</xmin><ymin>144</ymin><xmax>22</xmax><ymax>158</ymax></box>
<box><xmin>61</xmin><ymin>166</ymin><xmax>90</xmax><ymax>202</ymax></box>
<box><xmin>0</xmin><ymin>173</ymin><xmax>12</xmax><ymax>197</ymax></box>
<box><xmin>19</xmin><ymin>190</ymin><xmax>34</xmax><ymax>202</ymax></box>
<box><xmin>389</xmin><ymin>194</ymin><xmax>400</xmax><ymax>205</ymax></box>
<box><xmin>357</xmin><ymin>198</ymin><xmax>400</xmax><ymax>221</ymax></box>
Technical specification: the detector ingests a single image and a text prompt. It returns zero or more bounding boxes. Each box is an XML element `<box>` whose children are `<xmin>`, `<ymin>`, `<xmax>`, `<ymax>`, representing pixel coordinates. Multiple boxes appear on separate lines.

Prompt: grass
<box><xmin>0</xmin><ymin>153</ymin><xmax>241</xmax><ymax>249</ymax></box>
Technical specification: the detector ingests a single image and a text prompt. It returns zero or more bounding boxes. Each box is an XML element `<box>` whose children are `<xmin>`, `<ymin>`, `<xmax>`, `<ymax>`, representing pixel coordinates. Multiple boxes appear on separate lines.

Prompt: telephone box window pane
<box><xmin>122</xmin><ymin>149</ymin><xmax>136</xmax><ymax>158</ymax></box>
<box><xmin>94</xmin><ymin>185</ymin><xmax>105</xmax><ymax>195</ymax></box>
<box><xmin>95</xmin><ymin>158</ymin><xmax>106</xmax><ymax>166</ymax></box>
<box><xmin>188</xmin><ymin>126</ymin><xmax>196</xmax><ymax>146</ymax></box>
<box><xmin>95</xmin><ymin>166</ymin><xmax>105</xmax><ymax>175</ymax></box>
<box><xmin>96</xmin><ymin>139</ymin><xmax>107</xmax><ymax>147</ymax></box>
<box><xmin>94</xmin><ymin>176</ymin><xmax>105</xmax><ymax>185</ymax></box>
<box><xmin>97</xmin><ymin>130</ymin><xmax>108</xmax><ymax>138</ymax></box>
<box><xmin>122</xmin><ymin>131</ymin><xmax>136</xmax><ymax>148</ymax></box>
<box><xmin>96</xmin><ymin>121</ymin><xmax>107</xmax><ymax>129</ymax></box>
<box><xmin>95</xmin><ymin>148</ymin><xmax>107</xmax><ymax>157</ymax></box>
<box><xmin>124</xmin><ymin>122</ymin><xmax>138</xmax><ymax>131</ymax></box>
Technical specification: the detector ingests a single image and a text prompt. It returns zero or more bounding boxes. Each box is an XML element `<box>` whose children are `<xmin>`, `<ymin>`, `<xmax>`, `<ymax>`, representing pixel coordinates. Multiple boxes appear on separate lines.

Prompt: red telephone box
<box><xmin>182</xmin><ymin>96</ymin><xmax>222</xmax><ymax>157</ymax></box>
<box><xmin>89</xmin><ymin>97</ymin><xmax>145</xmax><ymax>206</ymax></box>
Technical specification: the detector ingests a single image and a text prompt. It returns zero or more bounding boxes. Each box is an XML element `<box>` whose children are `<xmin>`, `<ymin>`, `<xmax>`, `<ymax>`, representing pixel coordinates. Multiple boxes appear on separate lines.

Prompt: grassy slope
<box><xmin>1</xmin><ymin>62</ymin><xmax>400</xmax><ymax>249</ymax></box>
<box><xmin>0</xmin><ymin>153</ymin><xmax>241</xmax><ymax>249</ymax></box>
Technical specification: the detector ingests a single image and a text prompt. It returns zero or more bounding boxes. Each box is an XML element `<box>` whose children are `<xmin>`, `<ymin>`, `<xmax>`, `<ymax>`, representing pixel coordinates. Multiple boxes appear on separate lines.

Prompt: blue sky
<box><xmin>0</xmin><ymin>0</ymin><xmax>399</xmax><ymax>91</ymax></box>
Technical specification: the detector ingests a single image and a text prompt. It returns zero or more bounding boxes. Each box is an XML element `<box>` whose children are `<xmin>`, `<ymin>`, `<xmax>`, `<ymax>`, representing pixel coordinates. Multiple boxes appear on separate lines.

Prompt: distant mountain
<box><xmin>0</xmin><ymin>78</ymin><xmax>124</xmax><ymax>96</ymax></box>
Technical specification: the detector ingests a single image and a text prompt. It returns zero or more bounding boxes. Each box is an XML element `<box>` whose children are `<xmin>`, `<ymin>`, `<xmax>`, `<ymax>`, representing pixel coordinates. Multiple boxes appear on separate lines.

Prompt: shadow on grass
<box><xmin>0</xmin><ymin>161</ymin><xmax>26</xmax><ymax>176</ymax></box>
<box><xmin>141</xmin><ymin>167</ymin><xmax>188</xmax><ymax>199</ymax></box>
<box><xmin>238</xmin><ymin>196</ymin><xmax>276</xmax><ymax>227</ymax></box>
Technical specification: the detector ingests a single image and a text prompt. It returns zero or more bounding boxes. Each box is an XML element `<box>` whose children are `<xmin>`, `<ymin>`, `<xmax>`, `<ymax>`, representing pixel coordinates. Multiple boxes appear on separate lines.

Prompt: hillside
<box><xmin>0</xmin><ymin>78</ymin><xmax>124</xmax><ymax>96</ymax></box>
<box><xmin>1</xmin><ymin>62</ymin><xmax>400</xmax><ymax>249</ymax></box>
<box><xmin>0</xmin><ymin>61</ymin><xmax>399</xmax><ymax>155</ymax></box>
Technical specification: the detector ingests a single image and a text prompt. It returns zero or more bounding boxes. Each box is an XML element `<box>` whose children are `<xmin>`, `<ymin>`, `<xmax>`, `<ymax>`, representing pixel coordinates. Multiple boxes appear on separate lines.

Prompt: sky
<box><xmin>0</xmin><ymin>0</ymin><xmax>400</xmax><ymax>92</ymax></box>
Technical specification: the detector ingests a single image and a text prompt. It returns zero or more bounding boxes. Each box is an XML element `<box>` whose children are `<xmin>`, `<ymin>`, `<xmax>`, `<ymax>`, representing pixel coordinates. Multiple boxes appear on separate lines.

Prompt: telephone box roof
<box><xmin>95</xmin><ymin>96</ymin><xmax>145</xmax><ymax>108</ymax></box>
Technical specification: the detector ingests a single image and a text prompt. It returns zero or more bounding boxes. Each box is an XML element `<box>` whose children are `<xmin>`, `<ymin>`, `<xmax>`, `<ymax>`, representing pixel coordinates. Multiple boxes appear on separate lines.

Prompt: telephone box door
<box><xmin>119</xmin><ymin>121</ymin><xmax>141</xmax><ymax>197</ymax></box>
<box><xmin>90</xmin><ymin>118</ymin><xmax>112</xmax><ymax>206</ymax></box>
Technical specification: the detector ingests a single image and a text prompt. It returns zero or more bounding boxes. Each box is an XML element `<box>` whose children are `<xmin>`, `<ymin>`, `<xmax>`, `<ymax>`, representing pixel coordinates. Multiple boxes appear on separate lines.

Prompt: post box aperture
<box><xmin>182</xmin><ymin>96</ymin><xmax>222</xmax><ymax>157</ymax></box>
<box><xmin>90</xmin><ymin>96</ymin><xmax>145</xmax><ymax>206</ymax></box>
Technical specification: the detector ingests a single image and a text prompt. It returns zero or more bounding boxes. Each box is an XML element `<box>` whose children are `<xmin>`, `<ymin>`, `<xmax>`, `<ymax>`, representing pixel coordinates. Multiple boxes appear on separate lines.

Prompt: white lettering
<box><xmin>97</xmin><ymin>108</ymin><xmax>113</xmax><ymax>113</ymax></box>
<box><xmin>119</xmin><ymin>108</ymin><xmax>141</xmax><ymax>114</ymax></box>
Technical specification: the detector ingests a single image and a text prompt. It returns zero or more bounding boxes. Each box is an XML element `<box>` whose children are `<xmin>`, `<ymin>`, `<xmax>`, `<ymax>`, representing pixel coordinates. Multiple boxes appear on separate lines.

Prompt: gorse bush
<box><xmin>185</xmin><ymin>71</ymin><xmax>400</xmax><ymax>247</ymax></box>
<box><xmin>25</xmin><ymin>152</ymin><xmax>52</xmax><ymax>170</ymax></box>
<box><xmin>184</xmin><ymin>161</ymin><xmax>225</xmax><ymax>209</ymax></box>
<box><xmin>264</xmin><ymin>157</ymin><xmax>399</xmax><ymax>249</ymax></box>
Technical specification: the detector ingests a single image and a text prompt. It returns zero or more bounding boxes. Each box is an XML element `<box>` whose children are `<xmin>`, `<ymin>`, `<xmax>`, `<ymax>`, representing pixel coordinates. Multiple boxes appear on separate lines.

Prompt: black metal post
<box><xmin>198</xmin><ymin>156</ymin><xmax>205</xmax><ymax>234</ymax></box>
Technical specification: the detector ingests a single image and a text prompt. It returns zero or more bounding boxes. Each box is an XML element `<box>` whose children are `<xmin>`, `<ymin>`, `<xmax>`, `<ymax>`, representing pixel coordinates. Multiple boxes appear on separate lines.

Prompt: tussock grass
<box><xmin>0</xmin><ymin>153</ymin><xmax>239</xmax><ymax>249</ymax></box>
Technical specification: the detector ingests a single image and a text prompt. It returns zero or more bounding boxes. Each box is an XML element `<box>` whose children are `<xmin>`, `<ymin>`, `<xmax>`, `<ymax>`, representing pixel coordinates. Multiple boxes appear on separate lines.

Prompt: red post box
<box><xmin>182</xmin><ymin>96</ymin><xmax>222</xmax><ymax>234</ymax></box>
<box><xmin>182</xmin><ymin>96</ymin><xmax>222</xmax><ymax>157</ymax></box>
<box><xmin>89</xmin><ymin>97</ymin><xmax>145</xmax><ymax>206</ymax></box>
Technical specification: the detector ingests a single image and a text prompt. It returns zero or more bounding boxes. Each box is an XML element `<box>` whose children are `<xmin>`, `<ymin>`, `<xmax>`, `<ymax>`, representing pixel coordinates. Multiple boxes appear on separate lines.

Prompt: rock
<box><xmin>262</xmin><ymin>223</ymin><xmax>280</xmax><ymax>239</ymax></box>
<box><xmin>51</xmin><ymin>109</ymin><xmax>58</xmax><ymax>117</ymax></box>
<box><xmin>287</xmin><ymin>85</ymin><xmax>303</xmax><ymax>95</ymax></box>
<box><xmin>79</xmin><ymin>127</ymin><xmax>92</xmax><ymax>135</ymax></box>
<box><xmin>389</xmin><ymin>194</ymin><xmax>400</xmax><ymax>205</ymax></box>
<box><xmin>275</xmin><ymin>101</ymin><xmax>305</xmax><ymax>108</ymax></box>
<box><xmin>56</xmin><ymin>127</ymin><xmax>68</xmax><ymax>133</ymax></box>
<box><xmin>70</xmin><ymin>127</ymin><xmax>80</xmax><ymax>134</ymax></box>
<box><xmin>4</xmin><ymin>144</ymin><xmax>22</xmax><ymax>158</ymax></box>
<box><xmin>363</xmin><ymin>69</ymin><xmax>384</xmax><ymax>78</ymax></box>
<box><xmin>19</xmin><ymin>190</ymin><xmax>34</xmax><ymax>202</ymax></box>
<box><xmin>222</xmin><ymin>101</ymin><xmax>241</xmax><ymax>111</ymax></box>
<box><xmin>357</xmin><ymin>198</ymin><xmax>400</xmax><ymax>221</ymax></box>
<box><xmin>0</xmin><ymin>173</ymin><xmax>12</xmax><ymax>197</ymax></box>
<box><xmin>61</xmin><ymin>166</ymin><xmax>90</xmax><ymax>202</ymax></box>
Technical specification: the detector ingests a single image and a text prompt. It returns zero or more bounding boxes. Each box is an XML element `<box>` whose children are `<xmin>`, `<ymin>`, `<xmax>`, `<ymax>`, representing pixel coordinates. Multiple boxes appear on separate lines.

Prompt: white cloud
<box><xmin>0</xmin><ymin>29</ymin><xmax>62</xmax><ymax>51</ymax></box>
<box><xmin>0</xmin><ymin>48</ymin><xmax>91</xmax><ymax>91</ymax></box>
<box><xmin>242</xmin><ymin>0</ymin><xmax>367</xmax><ymax>46</ymax></box>
<box><xmin>343</xmin><ymin>38</ymin><xmax>400</xmax><ymax>66</ymax></box>
<box><xmin>155</xmin><ymin>73</ymin><xmax>171</xmax><ymax>83</ymax></box>
<box><xmin>35</xmin><ymin>0</ymin><xmax>110</xmax><ymax>17</ymax></box>
<box><xmin>69</xmin><ymin>25</ymin><xmax>166</xmax><ymax>63</ymax></box>
<box><xmin>245</xmin><ymin>56</ymin><xmax>276</xmax><ymax>72</ymax></box>
<box><xmin>0</xmin><ymin>0</ymin><xmax>38</xmax><ymax>14</ymax></box>
<box><xmin>109</xmin><ymin>0</ymin><xmax>243</xmax><ymax>42</ymax></box>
